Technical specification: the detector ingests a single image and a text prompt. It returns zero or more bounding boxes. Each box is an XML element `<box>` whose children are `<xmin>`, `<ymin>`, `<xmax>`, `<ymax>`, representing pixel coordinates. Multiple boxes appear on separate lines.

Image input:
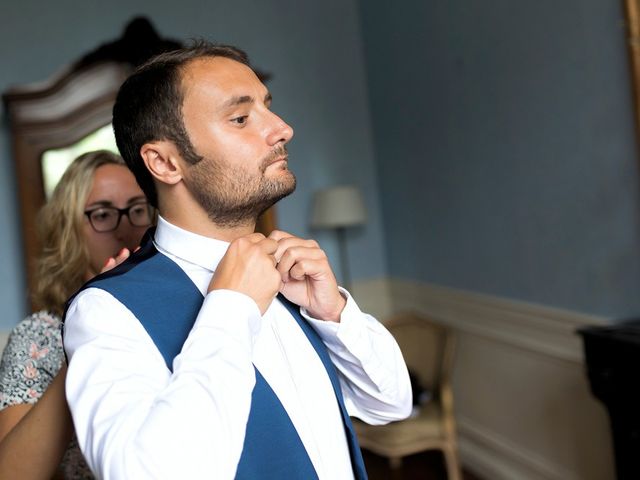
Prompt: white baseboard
<box><xmin>351</xmin><ymin>278</ymin><xmax>616</xmax><ymax>480</ymax></box>
<box><xmin>458</xmin><ymin>415</ymin><xmax>577</xmax><ymax>480</ymax></box>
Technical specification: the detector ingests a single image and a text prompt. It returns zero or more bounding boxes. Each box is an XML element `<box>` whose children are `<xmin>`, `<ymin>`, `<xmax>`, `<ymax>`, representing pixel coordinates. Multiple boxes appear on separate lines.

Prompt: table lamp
<box><xmin>311</xmin><ymin>185</ymin><xmax>366</xmax><ymax>289</ymax></box>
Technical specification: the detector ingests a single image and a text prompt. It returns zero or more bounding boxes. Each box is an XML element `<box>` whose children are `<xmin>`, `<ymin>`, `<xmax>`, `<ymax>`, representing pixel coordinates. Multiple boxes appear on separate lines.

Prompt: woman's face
<box><xmin>83</xmin><ymin>164</ymin><xmax>150</xmax><ymax>280</ymax></box>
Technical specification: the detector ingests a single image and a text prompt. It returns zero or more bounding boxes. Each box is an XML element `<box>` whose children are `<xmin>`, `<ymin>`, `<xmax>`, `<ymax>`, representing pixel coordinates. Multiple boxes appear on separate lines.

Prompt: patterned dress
<box><xmin>0</xmin><ymin>311</ymin><xmax>93</xmax><ymax>479</ymax></box>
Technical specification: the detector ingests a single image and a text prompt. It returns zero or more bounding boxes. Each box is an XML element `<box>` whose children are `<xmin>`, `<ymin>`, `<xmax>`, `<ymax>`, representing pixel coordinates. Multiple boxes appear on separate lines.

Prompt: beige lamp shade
<box><xmin>311</xmin><ymin>185</ymin><xmax>367</xmax><ymax>229</ymax></box>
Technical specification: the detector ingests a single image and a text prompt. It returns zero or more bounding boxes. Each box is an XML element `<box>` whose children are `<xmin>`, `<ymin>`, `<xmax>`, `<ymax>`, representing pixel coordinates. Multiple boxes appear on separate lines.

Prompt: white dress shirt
<box><xmin>64</xmin><ymin>216</ymin><xmax>412</xmax><ymax>480</ymax></box>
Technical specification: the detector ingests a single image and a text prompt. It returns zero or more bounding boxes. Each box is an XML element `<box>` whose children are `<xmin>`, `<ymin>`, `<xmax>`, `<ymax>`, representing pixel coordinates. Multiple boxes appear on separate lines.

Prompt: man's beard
<box><xmin>185</xmin><ymin>146</ymin><xmax>296</xmax><ymax>228</ymax></box>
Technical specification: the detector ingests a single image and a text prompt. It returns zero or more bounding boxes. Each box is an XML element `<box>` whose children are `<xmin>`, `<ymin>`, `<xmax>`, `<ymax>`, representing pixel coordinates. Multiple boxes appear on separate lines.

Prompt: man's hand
<box><xmin>208</xmin><ymin>233</ymin><xmax>282</xmax><ymax>314</ymax></box>
<box><xmin>269</xmin><ymin>230</ymin><xmax>346</xmax><ymax>322</ymax></box>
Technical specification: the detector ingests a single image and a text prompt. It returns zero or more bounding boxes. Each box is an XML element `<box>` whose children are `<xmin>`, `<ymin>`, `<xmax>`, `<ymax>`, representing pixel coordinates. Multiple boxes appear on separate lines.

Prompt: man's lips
<box><xmin>267</xmin><ymin>156</ymin><xmax>288</xmax><ymax>167</ymax></box>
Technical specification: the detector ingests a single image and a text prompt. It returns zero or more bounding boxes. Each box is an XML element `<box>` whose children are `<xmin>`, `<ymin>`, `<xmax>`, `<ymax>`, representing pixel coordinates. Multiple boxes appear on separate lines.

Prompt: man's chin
<box><xmin>268</xmin><ymin>170</ymin><xmax>296</xmax><ymax>194</ymax></box>
<box><xmin>279</xmin><ymin>175</ymin><xmax>297</xmax><ymax>197</ymax></box>
<box><xmin>261</xmin><ymin>176</ymin><xmax>296</xmax><ymax>210</ymax></box>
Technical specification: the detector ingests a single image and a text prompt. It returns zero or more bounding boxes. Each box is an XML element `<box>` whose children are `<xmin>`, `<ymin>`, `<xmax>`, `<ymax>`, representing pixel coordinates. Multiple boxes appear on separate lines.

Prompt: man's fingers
<box><xmin>273</xmin><ymin>237</ymin><xmax>319</xmax><ymax>263</ymax></box>
<box><xmin>268</xmin><ymin>229</ymin><xmax>294</xmax><ymax>242</ymax></box>
<box><xmin>244</xmin><ymin>232</ymin><xmax>267</xmax><ymax>243</ymax></box>
<box><xmin>210</xmin><ymin>234</ymin><xmax>284</xmax><ymax>313</ymax></box>
<box><xmin>288</xmin><ymin>259</ymin><xmax>327</xmax><ymax>282</ymax></box>
<box><xmin>235</xmin><ymin>233</ymin><xmax>277</xmax><ymax>255</ymax></box>
<box><xmin>259</xmin><ymin>238</ymin><xmax>279</xmax><ymax>256</ymax></box>
<box><xmin>277</xmin><ymin>246</ymin><xmax>327</xmax><ymax>281</ymax></box>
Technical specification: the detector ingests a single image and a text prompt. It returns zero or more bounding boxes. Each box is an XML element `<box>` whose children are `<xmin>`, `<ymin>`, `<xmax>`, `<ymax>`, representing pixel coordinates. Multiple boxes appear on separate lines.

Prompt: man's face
<box><xmin>180</xmin><ymin>56</ymin><xmax>296</xmax><ymax>227</ymax></box>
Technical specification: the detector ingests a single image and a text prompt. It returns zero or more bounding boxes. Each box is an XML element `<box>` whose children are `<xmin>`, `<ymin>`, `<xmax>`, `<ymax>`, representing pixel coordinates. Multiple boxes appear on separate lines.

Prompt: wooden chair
<box><xmin>353</xmin><ymin>312</ymin><xmax>462</xmax><ymax>480</ymax></box>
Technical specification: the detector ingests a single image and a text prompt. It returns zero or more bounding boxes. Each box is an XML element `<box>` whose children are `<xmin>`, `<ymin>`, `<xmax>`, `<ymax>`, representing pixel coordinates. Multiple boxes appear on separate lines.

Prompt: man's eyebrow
<box><xmin>221</xmin><ymin>92</ymin><xmax>272</xmax><ymax>110</ymax></box>
<box><xmin>221</xmin><ymin>95</ymin><xmax>254</xmax><ymax>109</ymax></box>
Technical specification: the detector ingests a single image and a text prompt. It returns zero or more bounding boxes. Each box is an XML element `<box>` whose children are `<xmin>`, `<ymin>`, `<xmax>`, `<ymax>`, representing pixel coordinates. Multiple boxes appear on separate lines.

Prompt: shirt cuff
<box><xmin>300</xmin><ymin>287</ymin><xmax>366</xmax><ymax>350</ymax></box>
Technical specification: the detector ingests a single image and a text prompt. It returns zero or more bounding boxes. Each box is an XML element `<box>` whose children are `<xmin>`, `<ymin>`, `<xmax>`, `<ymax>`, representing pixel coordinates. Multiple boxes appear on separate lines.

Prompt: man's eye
<box><xmin>231</xmin><ymin>116</ymin><xmax>248</xmax><ymax>125</ymax></box>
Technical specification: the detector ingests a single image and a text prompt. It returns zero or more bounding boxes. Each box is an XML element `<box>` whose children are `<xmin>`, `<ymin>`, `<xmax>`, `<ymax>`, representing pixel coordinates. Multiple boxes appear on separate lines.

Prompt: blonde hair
<box><xmin>32</xmin><ymin>150</ymin><xmax>126</xmax><ymax>315</ymax></box>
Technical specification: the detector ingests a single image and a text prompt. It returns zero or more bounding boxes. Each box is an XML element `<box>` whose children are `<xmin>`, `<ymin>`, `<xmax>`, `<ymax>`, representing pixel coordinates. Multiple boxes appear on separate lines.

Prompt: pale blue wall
<box><xmin>359</xmin><ymin>0</ymin><xmax>640</xmax><ymax>318</ymax></box>
<box><xmin>5</xmin><ymin>0</ymin><xmax>639</xmax><ymax>327</ymax></box>
<box><xmin>0</xmin><ymin>0</ymin><xmax>386</xmax><ymax>328</ymax></box>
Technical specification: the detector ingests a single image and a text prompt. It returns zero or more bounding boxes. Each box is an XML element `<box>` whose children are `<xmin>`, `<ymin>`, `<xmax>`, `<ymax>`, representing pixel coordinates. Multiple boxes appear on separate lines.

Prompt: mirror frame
<box><xmin>3</xmin><ymin>61</ymin><xmax>132</xmax><ymax>307</ymax></box>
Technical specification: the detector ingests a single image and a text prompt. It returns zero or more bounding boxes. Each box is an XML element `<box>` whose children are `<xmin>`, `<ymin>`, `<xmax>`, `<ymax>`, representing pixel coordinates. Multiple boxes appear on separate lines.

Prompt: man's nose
<box><xmin>266</xmin><ymin>112</ymin><xmax>294</xmax><ymax>146</ymax></box>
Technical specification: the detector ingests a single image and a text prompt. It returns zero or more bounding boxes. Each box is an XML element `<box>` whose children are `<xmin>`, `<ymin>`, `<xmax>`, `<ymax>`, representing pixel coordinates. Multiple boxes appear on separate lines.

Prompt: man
<box><xmin>63</xmin><ymin>42</ymin><xmax>412</xmax><ymax>479</ymax></box>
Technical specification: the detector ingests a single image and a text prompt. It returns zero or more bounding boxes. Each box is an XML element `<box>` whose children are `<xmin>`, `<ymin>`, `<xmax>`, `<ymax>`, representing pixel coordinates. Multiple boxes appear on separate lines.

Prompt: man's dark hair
<box><xmin>112</xmin><ymin>40</ymin><xmax>250</xmax><ymax>207</ymax></box>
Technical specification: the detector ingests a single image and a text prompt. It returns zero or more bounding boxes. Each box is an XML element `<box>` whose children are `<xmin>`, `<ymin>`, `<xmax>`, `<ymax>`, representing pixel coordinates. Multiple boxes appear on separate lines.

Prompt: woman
<box><xmin>0</xmin><ymin>150</ymin><xmax>152</xmax><ymax>478</ymax></box>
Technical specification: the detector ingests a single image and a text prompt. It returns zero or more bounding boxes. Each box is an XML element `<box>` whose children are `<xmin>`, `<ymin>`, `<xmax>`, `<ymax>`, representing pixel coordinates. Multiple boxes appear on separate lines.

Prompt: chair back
<box><xmin>385</xmin><ymin>312</ymin><xmax>456</xmax><ymax>394</ymax></box>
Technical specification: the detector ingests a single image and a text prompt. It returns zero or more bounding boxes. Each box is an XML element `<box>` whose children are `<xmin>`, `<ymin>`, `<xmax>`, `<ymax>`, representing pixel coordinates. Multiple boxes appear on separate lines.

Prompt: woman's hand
<box><xmin>100</xmin><ymin>247</ymin><xmax>134</xmax><ymax>273</ymax></box>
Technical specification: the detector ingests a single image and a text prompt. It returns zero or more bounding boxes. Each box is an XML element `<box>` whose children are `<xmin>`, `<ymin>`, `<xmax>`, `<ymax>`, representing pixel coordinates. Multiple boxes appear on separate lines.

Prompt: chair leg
<box><xmin>389</xmin><ymin>456</ymin><xmax>402</xmax><ymax>470</ymax></box>
<box><xmin>443</xmin><ymin>446</ymin><xmax>462</xmax><ymax>480</ymax></box>
<box><xmin>389</xmin><ymin>457</ymin><xmax>403</xmax><ymax>480</ymax></box>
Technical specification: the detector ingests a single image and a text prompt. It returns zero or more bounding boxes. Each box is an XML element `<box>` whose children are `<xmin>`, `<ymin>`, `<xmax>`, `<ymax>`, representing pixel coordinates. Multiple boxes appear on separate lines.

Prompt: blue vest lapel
<box><xmin>278</xmin><ymin>295</ymin><xmax>368</xmax><ymax>480</ymax></box>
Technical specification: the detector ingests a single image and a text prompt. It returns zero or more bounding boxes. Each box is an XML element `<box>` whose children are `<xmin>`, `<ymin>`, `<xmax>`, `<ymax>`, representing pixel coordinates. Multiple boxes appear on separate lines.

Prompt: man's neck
<box><xmin>157</xmin><ymin>187</ymin><xmax>258</xmax><ymax>242</ymax></box>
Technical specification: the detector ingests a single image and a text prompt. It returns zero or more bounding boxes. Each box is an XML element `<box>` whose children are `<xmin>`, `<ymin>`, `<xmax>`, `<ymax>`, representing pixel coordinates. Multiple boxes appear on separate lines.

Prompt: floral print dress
<box><xmin>0</xmin><ymin>311</ymin><xmax>93</xmax><ymax>479</ymax></box>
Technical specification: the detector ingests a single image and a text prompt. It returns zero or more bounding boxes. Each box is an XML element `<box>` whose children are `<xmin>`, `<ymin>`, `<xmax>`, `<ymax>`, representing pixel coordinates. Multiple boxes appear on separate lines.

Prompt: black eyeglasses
<box><xmin>84</xmin><ymin>202</ymin><xmax>152</xmax><ymax>233</ymax></box>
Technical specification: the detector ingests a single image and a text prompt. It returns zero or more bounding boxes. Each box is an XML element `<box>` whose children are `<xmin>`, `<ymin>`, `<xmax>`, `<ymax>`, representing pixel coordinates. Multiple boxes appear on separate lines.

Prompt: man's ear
<box><xmin>140</xmin><ymin>141</ymin><xmax>184</xmax><ymax>186</ymax></box>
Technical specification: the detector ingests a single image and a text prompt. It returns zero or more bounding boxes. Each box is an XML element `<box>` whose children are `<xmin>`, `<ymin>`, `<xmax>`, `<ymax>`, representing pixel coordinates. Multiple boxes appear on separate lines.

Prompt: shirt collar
<box><xmin>153</xmin><ymin>216</ymin><xmax>229</xmax><ymax>272</ymax></box>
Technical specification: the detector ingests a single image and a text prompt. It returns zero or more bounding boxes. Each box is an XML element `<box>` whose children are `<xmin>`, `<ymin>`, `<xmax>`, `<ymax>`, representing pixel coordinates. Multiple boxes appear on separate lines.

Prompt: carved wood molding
<box><xmin>4</xmin><ymin>60</ymin><xmax>131</xmax><ymax>309</ymax></box>
<box><xmin>624</xmin><ymin>0</ymin><xmax>640</xmax><ymax>144</ymax></box>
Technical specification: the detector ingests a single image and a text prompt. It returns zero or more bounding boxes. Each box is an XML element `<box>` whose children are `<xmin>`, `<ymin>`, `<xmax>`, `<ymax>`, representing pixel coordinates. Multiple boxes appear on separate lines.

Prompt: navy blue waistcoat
<box><xmin>68</xmin><ymin>231</ymin><xmax>367</xmax><ymax>479</ymax></box>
